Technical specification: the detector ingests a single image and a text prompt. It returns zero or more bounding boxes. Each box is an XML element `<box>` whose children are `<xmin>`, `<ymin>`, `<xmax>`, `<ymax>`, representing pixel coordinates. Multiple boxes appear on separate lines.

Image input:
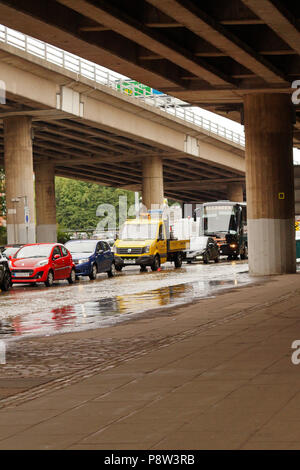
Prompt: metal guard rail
<box><xmin>0</xmin><ymin>25</ymin><xmax>245</xmax><ymax>147</ymax></box>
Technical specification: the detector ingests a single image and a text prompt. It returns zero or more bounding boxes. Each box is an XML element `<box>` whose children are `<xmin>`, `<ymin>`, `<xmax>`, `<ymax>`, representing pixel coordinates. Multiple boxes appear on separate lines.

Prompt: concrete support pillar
<box><xmin>142</xmin><ymin>156</ymin><xmax>164</xmax><ymax>210</ymax></box>
<box><xmin>4</xmin><ymin>116</ymin><xmax>36</xmax><ymax>244</ymax></box>
<box><xmin>244</xmin><ymin>93</ymin><xmax>295</xmax><ymax>275</ymax></box>
<box><xmin>35</xmin><ymin>162</ymin><xmax>57</xmax><ymax>243</ymax></box>
<box><xmin>227</xmin><ymin>182</ymin><xmax>244</xmax><ymax>202</ymax></box>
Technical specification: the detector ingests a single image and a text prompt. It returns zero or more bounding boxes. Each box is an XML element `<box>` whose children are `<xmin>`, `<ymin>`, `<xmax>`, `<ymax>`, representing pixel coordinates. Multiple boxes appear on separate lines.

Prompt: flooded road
<box><xmin>0</xmin><ymin>260</ymin><xmax>251</xmax><ymax>340</ymax></box>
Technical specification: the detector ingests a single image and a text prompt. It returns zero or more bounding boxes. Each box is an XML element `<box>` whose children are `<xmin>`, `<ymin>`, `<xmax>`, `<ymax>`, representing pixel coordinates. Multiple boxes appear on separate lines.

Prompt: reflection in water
<box><xmin>0</xmin><ymin>277</ymin><xmax>247</xmax><ymax>339</ymax></box>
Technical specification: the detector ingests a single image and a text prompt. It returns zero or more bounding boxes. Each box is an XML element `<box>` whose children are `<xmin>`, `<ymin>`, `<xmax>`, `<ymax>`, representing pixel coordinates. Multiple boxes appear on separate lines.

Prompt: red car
<box><xmin>10</xmin><ymin>243</ymin><xmax>76</xmax><ymax>287</ymax></box>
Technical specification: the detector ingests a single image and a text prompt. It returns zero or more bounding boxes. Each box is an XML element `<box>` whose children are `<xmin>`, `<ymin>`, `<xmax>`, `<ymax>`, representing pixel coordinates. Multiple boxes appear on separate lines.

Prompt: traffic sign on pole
<box><xmin>24</xmin><ymin>206</ymin><xmax>30</xmax><ymax>226</ymax></box>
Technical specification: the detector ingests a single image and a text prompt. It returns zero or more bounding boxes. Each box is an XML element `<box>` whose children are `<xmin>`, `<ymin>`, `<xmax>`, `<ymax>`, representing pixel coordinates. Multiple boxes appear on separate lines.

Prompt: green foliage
<box><xmin>0</xmin><ymin>226</ymin><xmax>7</xmax><ymax>245</ymax></box>
<box><xmin>57</xmin><ymin>226</ymin><xmax>71</xmax><ymax>244</ymax></box>
<box><xmin>55</xmin><ymin>177</ymin><xmax>135</xmax><ymax>231</ymax></box>
<box><xmin>0</xmin><ymin>168</ymin><xmax>5</xmax><ymax>217</ymax></box>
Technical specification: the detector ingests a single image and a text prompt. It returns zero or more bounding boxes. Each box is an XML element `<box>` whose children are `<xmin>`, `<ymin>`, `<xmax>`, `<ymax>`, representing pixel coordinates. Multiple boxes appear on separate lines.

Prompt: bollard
<box><xmin>0</xmin><ymin>340</ymin><xmax>6</xmax><ymax>364</ymax></box>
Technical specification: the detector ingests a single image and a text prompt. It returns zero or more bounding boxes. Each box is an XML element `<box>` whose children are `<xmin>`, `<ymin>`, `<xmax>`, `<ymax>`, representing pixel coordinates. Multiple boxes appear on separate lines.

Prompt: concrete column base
<box><xmin>35</xmin><ymin>162</ymin><xmax>57</xmax><ymax>243</ymax></box>
<box><xmin>4</xmin><ymin>116</ymin><xmax>36</xmax><ymax>245</ymax></box>
<box><xmin>7</xmin><ymin>223</ymin><xmax>36</xmax><ymax>245</ymax></box>
<box><xmin>244</xmin><ymin>93</ymin><xmax>295</xmax><ymax>276</ymax></box>
<box><xmin>248</xmin><ymin>218</ymin><xmax>296</xmax><ymax>275</ymax></box>
<box><xmin>36</xmin><ymin>224</ymin><xmax>57</xmax><ymax>244</ymax></box>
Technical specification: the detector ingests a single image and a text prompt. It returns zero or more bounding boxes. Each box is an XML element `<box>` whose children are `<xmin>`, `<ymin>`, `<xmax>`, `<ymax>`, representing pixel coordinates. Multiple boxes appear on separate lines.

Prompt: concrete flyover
<box><xmin>0</xmin><ymin>32</ymin><xmax>246</xmax><ymax>244</ymax></box>
<box><xmin>0</xmin><ymin>0</ymin><xmax>299</xmax><ymax>275</ymax></box>
<box><xmin>0</xmin><ymin>0</ymin><xmax>298</xmax><ymax>145</ymax></box>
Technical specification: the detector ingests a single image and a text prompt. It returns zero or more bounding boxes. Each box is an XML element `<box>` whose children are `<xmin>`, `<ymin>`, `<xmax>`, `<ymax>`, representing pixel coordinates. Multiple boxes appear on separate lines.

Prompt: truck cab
<box><xmin>195</xmin><ymin>201</ymin><xmax>247</xmax><ymax>261</ymax></box>
<box><xmin>114</xmin><ymin>215</ymin><xmax>189</xmax><ymax>272</ymax></box>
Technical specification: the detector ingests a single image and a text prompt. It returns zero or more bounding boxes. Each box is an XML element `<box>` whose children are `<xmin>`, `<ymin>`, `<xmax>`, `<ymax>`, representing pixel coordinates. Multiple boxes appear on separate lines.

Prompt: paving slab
<box><xmin>1</xmin><ymin>274</ymin><xmax>300</xmax><ymax>449</ymax></box>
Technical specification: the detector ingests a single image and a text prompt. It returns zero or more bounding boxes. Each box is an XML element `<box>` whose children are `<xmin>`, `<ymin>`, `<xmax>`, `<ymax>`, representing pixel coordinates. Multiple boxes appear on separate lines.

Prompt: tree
<box><xmin>55</xmin><ymin>177</ymin><xmax>135</xmax><ymax>230</ymax></box>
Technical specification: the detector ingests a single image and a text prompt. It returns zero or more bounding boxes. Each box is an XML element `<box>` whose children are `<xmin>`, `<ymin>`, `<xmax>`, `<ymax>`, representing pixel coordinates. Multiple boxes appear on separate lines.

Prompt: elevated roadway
<box><xmin>0</xmin><ymin>0</ymin><xmax>299</xmax><ymax>275</ymax></box>
<box><xmin>0</xmin><ymin>0</ymin><xmax>298</xmax><ymax>146</ymax></box>
<box><xmin>0</xmin><ymin>28</ymin><xmax>246</xmax><ymax>203</ymax></box>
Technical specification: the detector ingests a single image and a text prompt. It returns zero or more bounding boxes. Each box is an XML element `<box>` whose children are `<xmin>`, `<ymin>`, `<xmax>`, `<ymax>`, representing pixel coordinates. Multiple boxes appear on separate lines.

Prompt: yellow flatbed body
<box><xmin>168</xmin><ymin>239</ymin><xmax>190</xmax><ymax>252</ymax></box>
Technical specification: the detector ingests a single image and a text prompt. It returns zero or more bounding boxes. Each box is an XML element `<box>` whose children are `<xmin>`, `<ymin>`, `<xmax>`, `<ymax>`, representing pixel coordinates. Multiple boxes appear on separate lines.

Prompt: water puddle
<box><xmin>0</xmin><ymin>274</ymin><xmax>250</xmax><ymax>340</ymax></box>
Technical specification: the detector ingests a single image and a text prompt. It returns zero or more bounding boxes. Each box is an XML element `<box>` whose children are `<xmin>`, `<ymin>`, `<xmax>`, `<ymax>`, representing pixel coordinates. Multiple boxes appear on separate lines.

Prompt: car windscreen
<box><xmin>120</xmin><ymin>223</ymin><xmax>158</xmax><ymax>241</ymax></box>
<box><xmin>189</xmin><ymin>237</ymin><xmax>208</xmax><ymax>251</ymax></box>
<box><xmin>2</xmin><ymin>247</ymin><xmax>20</xmax><ymax>258</ymax></box>
<box><xmin>14</xmin><ymin>245</ymin><xmax>54</xmax><ymax>259</ymax></box>
<box><xmin>65</xmin><ymin>241</ymin><xmax>97</xmax><ymax>253</ymax></box>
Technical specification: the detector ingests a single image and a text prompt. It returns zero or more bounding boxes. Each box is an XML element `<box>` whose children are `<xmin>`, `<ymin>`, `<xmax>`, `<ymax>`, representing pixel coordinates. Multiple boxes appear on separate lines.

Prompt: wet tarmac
<box><xmin>0</xmin><ymin>260</ymin><xmax>251</xmax><ymax>340</ymax></box>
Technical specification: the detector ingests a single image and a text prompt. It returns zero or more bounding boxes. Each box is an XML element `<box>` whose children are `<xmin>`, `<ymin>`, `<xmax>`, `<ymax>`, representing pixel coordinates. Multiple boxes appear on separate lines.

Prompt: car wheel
<box><xmin>115</xmin><ymin>265</ymin><xmax>123</xmax><ymax>272</ymax></box>
<box><xmin>214</xmin><ymin>256</ymin><xmax>220</xmax><ymax>263</ymax></box>
<box><xmin>174</xmin><ymin>253</ymin><xmax>183</xmax><ymax>268</ymax></box>
<box><xmin>1</xmin><ymin>272</ymin><xmax>11</xmax><ymax>292</ymax></box>
<box><xmin>68</xmin><ymin>268</ymin><xmax>76</xmax><ymax>284</ymax></box>
<box><xmin>89</xmin><ymin>263</ymin><xmax>97</xmax><ymax>280</ymax></box>
<box><xmin>140</xmin><ymin>265</ymin><xmax>147</xmax><ymax>272</ymax></box>
<box><xmin>151</xmin><ymin>255</ymin><xmax>160</xmax><ymax>271</ymax></box>
<box><xmin>107</xmin><ymin>263</ymin><xmax>116</xmax><ymax>278</ymax></box>
<box><xmin>45</xmin><ymin>270</ymin><xmax>54</xmax><ymax>287</ymax></box>
<box><xmin>203</xmin><ymin>254</ymin><xmax>209</xmax><ymax>264</ymax></box>
<box><xmin>187</xmin><ymin>260</ymin><xmax>192</xmax><ymax>264</ymax></box>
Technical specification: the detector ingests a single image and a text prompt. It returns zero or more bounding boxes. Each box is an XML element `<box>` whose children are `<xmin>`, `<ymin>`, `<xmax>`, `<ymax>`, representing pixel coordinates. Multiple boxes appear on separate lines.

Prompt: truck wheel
<box><xmin>174</xmin><ymin>253</ymin><xmax>183</xmax><ymax>268</ymax></box>
<box><xmin>240</xmin><ymin>246</ymin><xmax>248</xmax><ymax>260</ymax></box>
<box><xmin>89</xmin><ymin>263</ymin><xmax>97</xmax><ymax>280</ymax></box>
<box><xmin>151</xmin><ymin>255</ymin><xmax>160</xmax><ymax>271</ymax></box>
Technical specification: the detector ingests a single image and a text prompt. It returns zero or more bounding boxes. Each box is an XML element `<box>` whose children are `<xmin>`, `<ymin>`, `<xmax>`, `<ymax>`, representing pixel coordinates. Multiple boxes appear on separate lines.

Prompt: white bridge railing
<box><xmin>0</xmin><ymin>25</ymin><xmax>245</xmax><ymax>147</ymax></box>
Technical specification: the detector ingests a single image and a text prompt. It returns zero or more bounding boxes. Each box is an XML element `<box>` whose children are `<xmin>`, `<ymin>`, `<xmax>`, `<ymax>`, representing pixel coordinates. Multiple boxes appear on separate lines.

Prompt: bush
<box><xmin>57</xmin><ymin>227</ymin><xmax>71</xmax><ymax>245</ymax></box>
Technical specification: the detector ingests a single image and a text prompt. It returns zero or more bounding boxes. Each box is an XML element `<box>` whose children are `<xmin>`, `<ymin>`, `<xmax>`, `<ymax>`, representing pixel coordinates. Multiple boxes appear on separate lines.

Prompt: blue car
<box><xmin>65</xmin><ymin>240</ymin><xmax>115</xmax><ymax>280</ymax></box>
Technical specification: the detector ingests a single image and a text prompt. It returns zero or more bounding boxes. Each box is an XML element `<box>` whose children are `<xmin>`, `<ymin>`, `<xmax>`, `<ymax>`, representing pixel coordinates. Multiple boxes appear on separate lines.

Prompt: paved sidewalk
<box><xmin>1</xmin><ymin>273</ymin><xmax>300</xmax><ymax>449</ymax></box>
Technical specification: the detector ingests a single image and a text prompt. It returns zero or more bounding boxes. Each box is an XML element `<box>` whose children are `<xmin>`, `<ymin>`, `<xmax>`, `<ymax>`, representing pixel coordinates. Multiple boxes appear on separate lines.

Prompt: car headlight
<box><xmin>230</xmin><ymin>243</ymin><xmax>237</xmax><ymax>249</ymax></box>
<box><xmin>143</xmin><ymin>245</ymin><xmax>151</xmax><ymax>253</ymax></box>
<box><xmin>79</xmin><ymin>258</ymin><xmax>89</xmax><ymax>264</ymax></box>
<box><xmin>37</xmin><ymin>260</ymin><xmax>48</xmax><ymax>267</ymax></box>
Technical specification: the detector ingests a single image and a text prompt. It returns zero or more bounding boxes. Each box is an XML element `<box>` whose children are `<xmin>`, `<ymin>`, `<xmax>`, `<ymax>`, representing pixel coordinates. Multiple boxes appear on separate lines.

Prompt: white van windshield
<box><xmin>120</xmin><ymin>223</ymin><xmax>158</xmax><ymax>241</ymax></box>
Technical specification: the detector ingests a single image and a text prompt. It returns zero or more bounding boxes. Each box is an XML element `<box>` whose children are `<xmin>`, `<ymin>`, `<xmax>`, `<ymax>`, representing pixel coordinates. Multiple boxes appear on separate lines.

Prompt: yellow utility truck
<box><xmin>114</xmin><ymin>214</ymin><xmax>189</xmax><ymax>272</ymax></box>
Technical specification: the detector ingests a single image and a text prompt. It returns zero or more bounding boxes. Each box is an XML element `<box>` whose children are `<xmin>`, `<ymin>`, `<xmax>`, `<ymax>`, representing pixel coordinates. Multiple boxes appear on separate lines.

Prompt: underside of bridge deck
<box><xmin>0</xmin><ymin>0</ymin><xmax>299</xmax><ymax>275</ymax></box>
<box><xmin>0</xmin><ymin>0</ymin><xmax>298</xmax><ymax>147</ymax></box>
<box><xmin>0</xmin><ymin>96</ymin><xmax>244</xmax><ymax>203</ymax></box>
